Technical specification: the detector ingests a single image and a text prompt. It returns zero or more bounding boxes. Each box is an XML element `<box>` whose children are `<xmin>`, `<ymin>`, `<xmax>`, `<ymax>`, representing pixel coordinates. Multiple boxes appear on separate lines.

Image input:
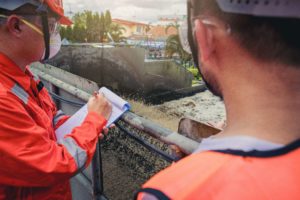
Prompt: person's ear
<box><xmin>6</xmin><ymin>15</ymin><xmax>23</xmax><ymax>37</ymax></box>
<box><xmin>193</xmin><ymin>19</ymin><xmax>215</xmax><ymax>63</ymax></box>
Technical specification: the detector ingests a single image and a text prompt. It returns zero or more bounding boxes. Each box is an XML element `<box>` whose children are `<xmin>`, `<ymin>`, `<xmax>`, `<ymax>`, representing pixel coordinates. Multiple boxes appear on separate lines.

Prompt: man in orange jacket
<box><xmin>0</xmin><ymin>0</ymin><xmax>112</xmax><ymax>199</ymax></box>
<box><xmin>137</xmin><ymin>0</ymin><xmax>300</xmax><ymax>199</ymax></box>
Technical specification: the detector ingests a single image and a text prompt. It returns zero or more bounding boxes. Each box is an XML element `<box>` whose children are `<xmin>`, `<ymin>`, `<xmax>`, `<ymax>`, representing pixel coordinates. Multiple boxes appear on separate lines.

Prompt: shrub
<box><xmin>187</xmin><ymin>67</ymin><xmax>201</xmax><ymax>80</ymax></box>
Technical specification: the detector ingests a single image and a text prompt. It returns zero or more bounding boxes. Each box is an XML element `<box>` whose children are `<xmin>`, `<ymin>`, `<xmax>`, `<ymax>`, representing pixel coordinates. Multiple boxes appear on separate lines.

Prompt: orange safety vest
<box><xmin>0</xmin><ymin>53</ymin><xmax>107</xmax><ymax>200</ymax></box>
<box><xmin>137</xmin><ymin>140</ymin><xmax>300</xmax><ymax>200</ymax></box>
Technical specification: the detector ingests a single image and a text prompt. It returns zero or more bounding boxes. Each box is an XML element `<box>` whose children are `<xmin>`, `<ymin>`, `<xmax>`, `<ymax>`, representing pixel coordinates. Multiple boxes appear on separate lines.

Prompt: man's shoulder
<box><xmin>140</xmin><ymin>151</ymin><xmax>238</xmax><ymax>199</ymax></box>
<box><xmin>146</xmin><ymin>148</ymin><xmax>300</xmax><ymax>184</ymax></box>
<box><xmin>144</xmin><ymin>148</ymin><xmax>300</xmax><ymax>198</ymax></box>
<box><xmin>0</xmin><ymin>82</ymin><xmax>26</xmax><ymax>106</ymax></box>
<box><xmin>144</xmin><ymin>151</ymin><xmax>234</xmax><ymax>188</ymax></box>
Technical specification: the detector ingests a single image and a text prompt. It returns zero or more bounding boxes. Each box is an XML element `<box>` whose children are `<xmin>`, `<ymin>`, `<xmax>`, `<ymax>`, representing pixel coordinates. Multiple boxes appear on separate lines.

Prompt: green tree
<box><xmin>73</xmin><ymin>24</ymin><xmax>86</xmax><ymax>42</ymax></box>
<box><xmin>60</xmin><ymin>26</ymin><xmax>67</xmax><ymax>39</ymax></box>
<box><xmin>92</xmin><ymin>12</ymin><xmax>101</xmax><ymax>42</ymax></box>
<box><xmin>73</xmin><ymin>12</ymin><xmax>86</xmax><ymax>28</ymax></box>
<box><xmin>104</xmin><ymin>10</ymin><xmax>112</xmax><ymax>30</ymax></box>
<box><xmin>100</xmin><ymin>12</ymin><xmax>106</xmax><ymax>42</ymax></box>
<box><xmin>109</xmin><ymin>23</ymin><xmax>126</xmax><ymax>42</ymax></box>
<box><xmin>71</xmin><ymin>12</ymin><xmax>87</xmax><ymax>42</ymax></box>
<box><xmin>165</xmin><ymin>22</ymin><xmax>191</xmax><ymax>62</ymax></box>
<box><xmin>60</xmin><ymin>10</ymin><xmax>123</xmax><ymax>43</ymax></box>
<box><xmin>85</xmin><ymin>11</ymin><xmax>94</xmax><ymax>42</ymax></box>
<box><xmin>65</xmin><ymin>25</ymin><xmax>73</xmax><ymax>41</ymax></box>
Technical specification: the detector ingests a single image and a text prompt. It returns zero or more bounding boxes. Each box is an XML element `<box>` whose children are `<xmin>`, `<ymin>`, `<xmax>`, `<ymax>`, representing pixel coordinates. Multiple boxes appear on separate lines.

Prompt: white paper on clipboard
<box><xmin>55</xmin><ymin>87</ymin><xmax>130</xmax><ymax>141</ymax></box>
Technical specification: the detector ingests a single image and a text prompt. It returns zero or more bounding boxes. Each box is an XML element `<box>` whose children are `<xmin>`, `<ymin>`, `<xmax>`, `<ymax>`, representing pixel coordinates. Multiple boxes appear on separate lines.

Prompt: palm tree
<box><xmin>165</xmin><ymin>34</ymin><xmax>181</xmax><ymax>57</ymax></box>
<box><xmin>108</xmin><ymin>23</ymin><xmax>126</xmax><ymax>43</ymax></box>
<box><xmin>165</xmin><ymin>22</ymin><xmax>191</xmax><ymax>62</ymax></box>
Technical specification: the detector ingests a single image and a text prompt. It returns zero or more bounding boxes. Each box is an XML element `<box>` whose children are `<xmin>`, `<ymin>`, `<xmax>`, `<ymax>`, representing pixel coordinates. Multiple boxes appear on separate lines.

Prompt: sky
<box><xmin>63</xmin><ymin>0</ymin><xmax>187</xmax><ymax>23</ymax></box>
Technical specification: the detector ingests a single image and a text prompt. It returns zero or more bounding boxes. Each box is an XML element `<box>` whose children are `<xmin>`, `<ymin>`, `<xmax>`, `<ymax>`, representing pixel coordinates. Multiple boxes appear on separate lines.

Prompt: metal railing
<box><xmin>34</xmin><ymin>69</ymin><xmax>200</xmax><ymax>154</ymax></box>
<box><xmin>30</xmin><ymin>65</ymin><xmax>200</xmax><ymax>199</ymax></box>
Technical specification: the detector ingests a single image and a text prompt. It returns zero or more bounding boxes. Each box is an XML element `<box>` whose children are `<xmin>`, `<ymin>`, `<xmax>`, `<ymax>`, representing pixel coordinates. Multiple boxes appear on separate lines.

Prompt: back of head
<box><xmin>189</xmin><ymin>0</ymin><xmax>300</xmax><ymax>67</ymax></box>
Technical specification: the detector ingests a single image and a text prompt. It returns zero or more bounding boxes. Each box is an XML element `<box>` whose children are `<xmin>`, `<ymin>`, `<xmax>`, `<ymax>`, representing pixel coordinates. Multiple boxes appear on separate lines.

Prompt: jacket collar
<box><xmin>0</xmin><ymin>53</ymin><xmax>31</xmax><ymax>91</ymax></box>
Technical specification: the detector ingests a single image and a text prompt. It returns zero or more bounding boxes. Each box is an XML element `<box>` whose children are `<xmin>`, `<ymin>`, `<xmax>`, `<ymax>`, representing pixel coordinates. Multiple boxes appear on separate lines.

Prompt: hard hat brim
<box><xmin>44</xmin><ymin>0</ymin><xmax>72</xmax><ymax>25</ymax></box>
<box><xmin>59</xmin><ymin>15</ymin><xmax>72</xmax><ymax>25</ymax></box>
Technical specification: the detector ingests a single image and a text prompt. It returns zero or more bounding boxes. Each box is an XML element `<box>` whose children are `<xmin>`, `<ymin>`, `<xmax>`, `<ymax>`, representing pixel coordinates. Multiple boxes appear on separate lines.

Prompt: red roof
<box><xmin>112</xmin><ymin>19</ymin><xmax>149</xmax><ymax>27</ymax></box>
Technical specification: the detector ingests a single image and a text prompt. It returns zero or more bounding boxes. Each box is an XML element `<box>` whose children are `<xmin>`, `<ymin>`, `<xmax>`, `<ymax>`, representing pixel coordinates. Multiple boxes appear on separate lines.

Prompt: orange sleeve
<box><xmin>0</xmin><ymin>93</ymin><xmax>106</xmax><ymax>187</ymax></box>
<box><xmin>64</xmin><ymin>111</ymin><xmax>107</xmax><ymax>166</ymax></box>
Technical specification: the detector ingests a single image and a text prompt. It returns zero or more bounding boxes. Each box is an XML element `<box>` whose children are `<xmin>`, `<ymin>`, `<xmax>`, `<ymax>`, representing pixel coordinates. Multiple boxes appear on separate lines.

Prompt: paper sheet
<box><xmin>55</xmin><ymin>87</ymin><xmax>130</xmax><ymax>141</ymax></box>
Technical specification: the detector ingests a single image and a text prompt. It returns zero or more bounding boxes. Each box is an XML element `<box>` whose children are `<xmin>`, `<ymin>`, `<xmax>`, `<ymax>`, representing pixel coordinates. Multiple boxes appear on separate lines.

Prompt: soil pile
<box><xmin>156</xmin><ymin>90</ymin><xmax>226</xmax><ymax>125</ymax></box>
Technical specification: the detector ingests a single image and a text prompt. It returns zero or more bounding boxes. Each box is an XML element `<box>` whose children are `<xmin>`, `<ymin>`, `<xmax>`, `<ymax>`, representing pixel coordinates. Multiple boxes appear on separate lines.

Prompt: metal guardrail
<box><xmin>34</xmin><ymin>69</ymin><xmax>200</xmax><ymax>155</ymax></box>
<box><xmin>49</xmin><ymin>91</ymin><xmax>181</xmax><ymax>162</ymax></box>
<box><xmin>30</xmin><ymin>66</ymin><xmax>202</xmax><ymax>199</ymax></box>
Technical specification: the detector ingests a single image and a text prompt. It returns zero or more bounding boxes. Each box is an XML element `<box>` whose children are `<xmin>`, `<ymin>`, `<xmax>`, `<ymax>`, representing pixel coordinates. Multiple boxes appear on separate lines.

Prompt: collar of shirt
<box><xmin>194</xmin><ymin>135</ymin><xmax>284</xmax><ymax>153</ymax></box>
<box><xmin>0</xmin><ymin>52</ymin><xmax>31</xmax><ymax>91</ymax></box>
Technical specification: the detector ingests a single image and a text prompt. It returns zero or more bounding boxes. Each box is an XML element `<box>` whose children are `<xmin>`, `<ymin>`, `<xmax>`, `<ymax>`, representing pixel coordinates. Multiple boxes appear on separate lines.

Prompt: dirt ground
<box><xmin>129</xmin><ymin>90</ymin><xmax>226</xmax><ymax>131</ymax></box>
<box><xmin>156</xmin><ymin>90</ymin><xmax>226</xmax><ymax>124</ymax></box>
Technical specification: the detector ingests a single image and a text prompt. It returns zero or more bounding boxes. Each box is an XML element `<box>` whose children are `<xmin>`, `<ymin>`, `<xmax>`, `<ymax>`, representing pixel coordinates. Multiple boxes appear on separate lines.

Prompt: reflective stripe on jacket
<box><xmin>137</xmin><ymin>140</ymin><xmax>300</xmax><ymax>200</ymax></box>
<box><xmin>0</xmin><ymin>53</ymin><xmax>107</xmax><ymax>200</ymax></box>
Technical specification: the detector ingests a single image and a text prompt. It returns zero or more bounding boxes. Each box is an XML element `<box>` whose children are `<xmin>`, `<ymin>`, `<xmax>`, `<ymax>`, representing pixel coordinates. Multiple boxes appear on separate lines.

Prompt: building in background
<box><xmin>112</xmin><ymin>19</ymin><xmax>149</xmax><ymax>38</ymax></box>
<box><xmin>112</xmin><ymin>16</ymin><xmax>184</xmax><ymax>41</ymax></box>
<box><xmin>112</xmin><ymin>15</ymin><xmax>186</xmax><ymax>59</ymax></box>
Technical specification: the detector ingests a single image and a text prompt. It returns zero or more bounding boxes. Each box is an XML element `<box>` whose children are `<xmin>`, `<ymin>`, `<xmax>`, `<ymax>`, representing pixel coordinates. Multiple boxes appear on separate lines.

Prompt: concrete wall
<box><xmin>144</xmin><ymin>60</ymin><xmax>193</xmax><ymax>93</ymax></box>
<box><xmin>47</xmin><ymin>45</ymin><xmax>193</xmax><ymax>97</ymax></box>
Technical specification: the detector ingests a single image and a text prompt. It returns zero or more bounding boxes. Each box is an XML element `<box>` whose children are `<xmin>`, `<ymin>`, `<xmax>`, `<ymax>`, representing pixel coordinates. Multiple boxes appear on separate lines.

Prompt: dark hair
<box><xmin>194</xmin><ymin>1</ymin><xmax>300</xmax><ymax>67</ymax></box>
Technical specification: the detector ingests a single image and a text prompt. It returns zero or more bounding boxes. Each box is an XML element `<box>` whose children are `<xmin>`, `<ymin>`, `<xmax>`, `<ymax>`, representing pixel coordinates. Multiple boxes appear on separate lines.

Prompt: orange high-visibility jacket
<box><xmin>0</xmin><ymin>53</ymin><xmax>107</xmax><ymax>200</ymax></box>
<box><xmin>137</xmin><ymin>140</ymin><xmax>300</xmax><ymax>200</ymax></box>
